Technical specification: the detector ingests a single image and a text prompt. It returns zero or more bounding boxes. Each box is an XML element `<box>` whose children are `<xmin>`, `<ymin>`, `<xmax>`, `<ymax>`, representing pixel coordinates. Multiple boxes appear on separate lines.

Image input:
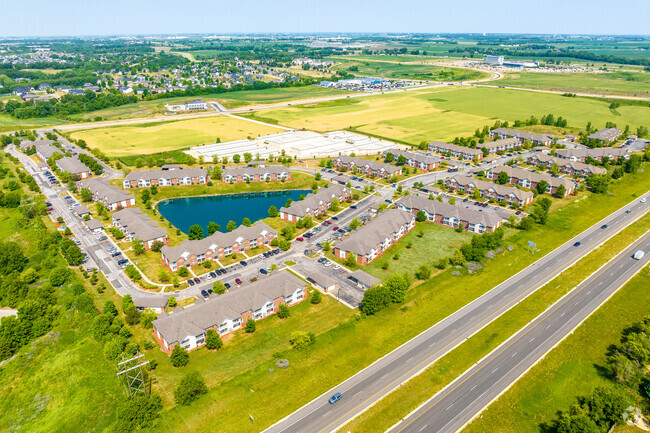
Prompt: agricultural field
<box><xmin>68</xmin><ymin>115</ymin><xmax>283</xmax><ymax>157</ymax></box>
<box><xmin>496</xmin><ymin>70</ymin><xmax>650</xmax><ymax>97</ymax></box>
<box><xmin>243</xmin><ymin>86</ymin><xmax>650</xmax><ymax>144</ymax></box>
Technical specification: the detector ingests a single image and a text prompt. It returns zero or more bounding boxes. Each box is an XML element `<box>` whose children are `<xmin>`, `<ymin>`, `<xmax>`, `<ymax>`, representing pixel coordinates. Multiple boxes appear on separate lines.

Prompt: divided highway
<box><xmin>263</xmin><ymin>193</ymin><xmax>649</xmax><ymax>433</ymax></box>
<box><xmin>395</xmin><ymin>230</ymin><xmax>650</xmax><ymax>433</ymax></box>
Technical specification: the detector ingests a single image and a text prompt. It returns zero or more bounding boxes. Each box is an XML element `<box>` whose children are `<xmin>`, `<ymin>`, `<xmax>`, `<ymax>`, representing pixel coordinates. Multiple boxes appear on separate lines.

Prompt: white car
<box><xmin>333</xmin><ymin>265</ymin><xmax>341</xmax><ymax>270</ymax></box>
<box><xmin>641</xmin><ymin>198</ymin><xmax>647</xmax><ymax>203</ymax></box>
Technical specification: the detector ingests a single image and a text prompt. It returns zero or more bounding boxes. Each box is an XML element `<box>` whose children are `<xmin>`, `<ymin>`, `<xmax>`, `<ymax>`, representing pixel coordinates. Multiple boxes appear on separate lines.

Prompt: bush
<box><xmin>417</xmin><ymin>264</ymin><xmax>431</xmax><ymax>280</ymax></box>
<box><xmin>311</xmin><ymin>290</ymin><xmax>322</xmax><ymax>304</ymax></box>
<box><xmin>289</xmin><ymin>331</ymin><xmax>316</xmax><ymax>351</ymax></box>
<box><xmin>178</xmin><ymin>266</ymin><xmax>189</xmax><ymax>277</ymax></box>
<box><xmin>205</xmin><ymin>329</ymin><xmax>223</xmax><ymax>350</ymax></box>
<box><xmin>277</xmin><ymin>303</ymin><xmax>290</xmax><ymax>319</ymax></box>
<box><xmin>168</xmin><ymin>296</ymin><xmax>177</xmax><ymax>307</ymax></box>
<box><xmin>245</xmin><ymin>318</ymin><xmax>256</xmax><ymax>333</ymax></box>
<box><xmin>174</xmin><ymin>371</ymin><xmax>207</xmax><ymax>406</ymax></box>
<box><xmin>170</xmin><ymin>345</ymin><xmax>189</xmax><ymax>367</ymax></box>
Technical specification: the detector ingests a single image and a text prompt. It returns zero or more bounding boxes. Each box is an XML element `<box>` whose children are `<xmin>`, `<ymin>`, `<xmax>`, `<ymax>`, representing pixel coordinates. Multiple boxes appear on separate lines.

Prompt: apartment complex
<box><xmin>480</xmin><ymin>138</ymin><xmax>521</xmax><ymax>154</ymax></box>
<box><xmin>152</xmin><ymin>272</ymin><xmax>307</xmax><ymax>354</ymax></box>
<box><xmin>279</xmin><ymin>184</ymin><xmax>350</xmax><ymax>222</ymax></box>
<box><xmin>382</xmin><ymin>148</ymin><xmax>440</xmax><ymax>171</ymax></box>
<box><xmin>587</xmin><ymin>128</ymin><xmax>622</xmax><ymax>143</ymax></box>
<box><xmin>486</xmin><ymin>165</ymin><xmax>575</xmax><ymax>196</ymax></box>
<box><xmin>123</xmin><ymin>167</ymin><xmax>208</xmax><ymax>188</ymax></box>
<box><xmin>221</xmin><ymin>165</ymin><xmax>292</xmax><ymax>183</ymax></box>
<box><xmin>55</xmin><ymin>156</ymin><xmax>90</xmax><ymax>179</ymax></box>
<box><xmin>555</xmin><ymin>147</ymin><xmax>628</xmax><ymax>162</ymax></box>
<box><xmin>78</xmin><ymin>178</ymin><xmax>136</xmax><ymax>211</ymax></box>
<box><xmin>334</xmin><ymin>209</ymin><xmax>415</xmax><ymax>265</ymax></box>
<box><xmin>161</xmin><ymin>221</ymin><xmax>276</xmax><ymax>271</ymax></box>
<box><xmin>395</xmin><ymin>195</ymin><xmax>503</xmax><ymax>234</ymax></box>
<box><xmin>332</xmin><ymin>155</ymin><xmax>402</xmax><ymax>178</ymax></box>
<box><xmin>526</xmin><ymin>153</ymin><xmax>607</xmax><ymax>177</ymax></box>
<box><xmin>445</xmin><ymin>175</ymin><xmax>534</xmax><ymax>207</ymax></box>
<box><xmin>489</xmin><ymin>128</ymin><xmax>554</xmax><ymax>146</ymax></box>
<box><xmin>111</xmin><ymin>208</ymin><xmax>169</xmax><ymax>249</ymax></box>
<box><xmin>427</xmin><ymin>141</ymin><xmax>483</xmax><ymax>160</ymax></box>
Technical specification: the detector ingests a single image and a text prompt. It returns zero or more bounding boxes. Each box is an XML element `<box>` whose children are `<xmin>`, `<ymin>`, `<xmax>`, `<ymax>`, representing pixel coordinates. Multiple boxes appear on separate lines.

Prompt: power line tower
<box><xmin>117</xmin><ymin>353</ymin><xmax>150</xmax><ymax>399</ymax></box>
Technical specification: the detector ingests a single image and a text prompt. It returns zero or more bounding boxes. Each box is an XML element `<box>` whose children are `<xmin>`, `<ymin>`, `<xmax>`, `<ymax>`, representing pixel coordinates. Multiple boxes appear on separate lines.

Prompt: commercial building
<box><xmin>445</xmin><ymin>175</ymin><xmax>534</xmax><ymax>207</ymax></box>
<box><xmin>587</xmin><ymin>128</ymin><xmax>622</xmax><ymax>143</ymax></box>
<box><xmin>489</xmin><ymin>128</ymin><xmax>554</xmax><ymax>146</ymax></box>
<box><xmin>332</xmin><ymin>155</ymin><xmax>402</xmax><ymax>178</ymax></box>
<box><xmin>111</xmin><ymin>208</ymin><xmax>169</xmax><ymax>250</ymax></box>
<box><xmin>55</xmin><ymin>156</ymin><xmax>90</xmax><ymax>179</ymax></box>
<box><xmin>485</xmin><ymin>165</ymin><xmax>575</xmax><ymax>196</ymax></box>
<box><xmin>382</xmin><ymin>148</ymin><xmax>440</xmax><ymax>171</ymax></box>
<box><xmin>526</xmin><ymin>153</ymin><xmax>607</xmax><ymax>178</ymax></box>
<box><xmin>152</xmin><ymin>271</ymin><xmax>308</xmax><ymax>354</ymax></box>
<box><xmin>161</xmin><ymin>221</ymin><xmax>276</xmax><ymax>271</ymax></box>
<box><xmin>221</xmin><ymin>165</ymin><xmax>291</xmax><ymax>183</ymax></box>
<box><xmin>334</xmin><ymin>209</ymin><xmax>415</xmax><ymax>265</ymax></box>
<box><xmin>123</xmin><ymin>167</ymin><xmax>208</xmax><ymax>188</ymax></box>
<box><xmin>555</xmin><ymin>147</ymin><xmax>628</xmax><ymax>162</ymax></box>
<box><xmin>78</xmin><ymin>178</ymin><xmax>136</xmax><ymax>211</ymax></box>
<box><xmin>427</xmin><ymin>141</ymin><xmax>483</xmax><ymax>161</ymax></box>
<box><xmin>395</xmin><ymin>195</ymin><xmax>503</xmax><ymax>234</ymax></box>
<box><xmin>484</xmin><ymin>55</ymin><xmax>504</xmax><ymax>65</ymax></box>
<box><xmin>165</xmin><ymin>99</ymin><xmax>209</xmax><ymax>111</ymax></box>
<box><xmin>279</xmin><ymin>184</ymin><xmax>350</xmax><ymax>222</ymax></box>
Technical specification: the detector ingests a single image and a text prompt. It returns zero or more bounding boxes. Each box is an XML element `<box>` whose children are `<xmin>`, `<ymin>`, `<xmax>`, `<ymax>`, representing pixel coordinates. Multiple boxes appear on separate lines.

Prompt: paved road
<box><xmin>263</xmin><ymin>193</ymin><xmax>649</xmax><ymax>433</ymax></box>
<box><xmin>395</xmin><ymin>231</ymin><xmax>650</xmax><ymax>433</ymax></box>
<box><xmin>473</xmin><ymin>83</ymin><xmax>650</xmax><ymax>101</ymax></box>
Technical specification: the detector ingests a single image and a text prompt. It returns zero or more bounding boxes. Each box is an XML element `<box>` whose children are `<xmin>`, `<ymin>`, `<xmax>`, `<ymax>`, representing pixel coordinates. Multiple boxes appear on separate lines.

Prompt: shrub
<box><xmin>170</xmin><ymin>345</ymin><xmax>189</xmax><ymax>367</ymax></box>
<box><xmin>245</xmin><ymin>319</ymin><xmax>256</xmax><ymax>333</ymax></box>
<box><xmin>174</xmin><ymin>371</ymin><xmax>207</xmax><ymax>406</ymax></box>
<box><xmin>205</xmin><ymin>329</ymin><xmax>223</xmax><ymax>350</ymax></box>
<box><xmin>289</xmin><ymin>331</ymin><xmax>316</xmax><ymax>351</ymax></box>
<box><xmin>277</xmin><ymin>303</ymin><xmax>290</xmax><ymax>319</ymax></box>
<box><xmin>168</xmin><ymin>296</ymin><xmax>177</xmax><ymax>307</ymax></box>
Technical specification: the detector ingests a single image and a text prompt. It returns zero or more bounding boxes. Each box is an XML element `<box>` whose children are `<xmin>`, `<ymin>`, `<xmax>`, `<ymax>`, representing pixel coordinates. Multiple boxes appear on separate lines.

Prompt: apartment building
<box><xmin>279</xmin><ymin>184</ymin><xmax>350</xmax><ymax>222</ymax></box>
<box><xmin>78</xmin><ymin>178</ymin><xmax>136</xmax><ymax>211</ymax></box>
<box><xmin>123</xmin><ymin>167</ymin><xmax>208</xmax><ymax>188</ymax></box>
<box><xmin>332</xmin><ymin>155</ymin><xmax>402</xmax><ymax>178</ymax></box>
<box><xmin>486</xmin><ymin>165</ymin><xmax>575</xmax><ymax>196</ymax></box>
<box><xmin>445</xmin><ymin>175</ymin><xmax>534</xmax><ymax>207</ymax></box>
<box><xmin>221</xmin><ymin>165</ymin><xmax>292</xmax><ymax>183</ymax></box>
<box><xmin>427</xmin><ymin>141</ymin><xmax>483</xmax><ymax>161</ymax></box>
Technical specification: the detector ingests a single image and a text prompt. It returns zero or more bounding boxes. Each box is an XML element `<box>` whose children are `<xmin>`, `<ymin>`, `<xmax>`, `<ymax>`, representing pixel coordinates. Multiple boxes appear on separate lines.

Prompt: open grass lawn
<box><xmin>214</xmin><ymin>86</ymin><xmax>352</xmax><ymax>109</ymax></box>
<box><xmin>0</xmin><ymin>112</ymin><xmax>67</xmax><ymax>133</ymax></box>
<box><xmin>68</xmin><ymin>115</ymin><xmax>283</xmax><ymax>157</ymax></box>
<box><xmin>157</xmin><ymin>166</ymin><xmax>650</xmax><ymax>432</ymax></box>
<box><xmin>346</xmin><ymin>213</ymin><xmax>650</xmax><ymax>433</ymax></box>
<box><xmin>497</xmin><ymin>71</ymin><xmax>650</xmax><ymax>97</ymax></box>
<box><xmin>245</xmin><ymin>86</ymin><xmax>650</xmax><ymax>144</ymax></box>
<box><xmin>362</xmin><ymin>222</ymin><xmax>474</xmax><ymax>279</ymax></box>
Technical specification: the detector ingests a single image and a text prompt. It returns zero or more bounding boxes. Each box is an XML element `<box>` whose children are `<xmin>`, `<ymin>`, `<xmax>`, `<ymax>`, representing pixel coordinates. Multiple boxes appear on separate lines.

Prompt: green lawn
<box><xmin>496</xmin><ymin>71</ymin><xmax>650</xmax><ymax>97</ymax></box>
<box><xmin>243</xmin><ymin>86</ymin><xmax>650</xmax><ymax>144</ymax></box>
<box><xmin>0</xmin><ymin>112</ymin><xmax>67</xmax><ymax>133</ymax></box>
<box><xmin>157</xmin><ymin>166</ymin><xmax>650</xmax><ymax>432</ymax></box>
<box><xmin>68</xmin><ymin>115</ymin><xmax>282</xmax><ymax>157</ymax></box>
<box><xmin>215</xmin><ymin>86</ymin><xmax>352</xmax><ymax>109</ymax></box>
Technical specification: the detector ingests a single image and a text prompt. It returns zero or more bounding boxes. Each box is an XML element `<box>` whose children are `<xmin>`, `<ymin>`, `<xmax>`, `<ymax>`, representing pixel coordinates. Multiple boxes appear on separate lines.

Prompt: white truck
<box><xmin>633</xmin><ymin>250</ymin><xmax>645</xmax><ymax>260</ymax></box>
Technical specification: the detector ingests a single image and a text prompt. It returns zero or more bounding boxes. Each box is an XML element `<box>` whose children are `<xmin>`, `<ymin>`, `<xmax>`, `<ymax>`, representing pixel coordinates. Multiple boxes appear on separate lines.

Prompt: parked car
<box><xmin>110</xmin><ymin>251</ymin><xmax>121</xmax><ymax>257</ymax></box>
<box><xmin>209</xmin><ymin>272</ymin><xmax>217</xmax><ymax>278</ymax></box>
<box><xmin>332</xmin><ymin>216</ymin><xmax>339</xmax><ymax>221</ymax></box>
<box><xmin>235</xmin><ymin>278</ymin><xmax>243</xmax><ymax>285</ymax></box>
<box><xmin>296</xmin><ymin>237</ymin><xmax>304</xmax><ymax>241</ymax></box>
<box><xmin>260</xmin><ymin>268</ymin><xmax>268</xmax><ymax>275</ymax></box>
<box><xmin>224</xmin><ymin>283</ymin><xmax>231</xmax><ymax>289</ymax></box>
<box><xmin>350</xmin><ymin>205</ymin><xmax>357</xmax><ymax>209</ymax></box>
<box><xmin>187</xmin><ymin>279</ymin><xmax>195</xmax><ymax>286</ymax></box>
<box><xmin>201</xmin><ymin>290</ymin><xmax>209</xmax><ymax>298</ymax></box>
<box><xmin>97</xmin><ymin>235</ymin><xmax>107</xmax><ymax>241</ymax></box>
<box><xmin>241</xmin><ymin>261</ymin><xmax>248</xmax><ymax>266</ymax></box>
<box><xmin>332</xmin><ymin>227</ymin><xmax>339</xmax><ymax>231</ymax></box>
<box><xmin>601</xmin><ymin>224</ymin><xmax>608</xmax><ymax>229</ymax></box>
<box><xmin>206</xmin><ymin>273</ymin><xmax>213</xmax><ymax>280</ymax></box>
<box><xmin>193</xmin><ymin>277</ymin><xmax>200</xmax><ymax>284</ymax></box>
<box><xmin>221</xmin><ymin>268</ymin><xmax>227</xmax><ymax>274</ymax></box>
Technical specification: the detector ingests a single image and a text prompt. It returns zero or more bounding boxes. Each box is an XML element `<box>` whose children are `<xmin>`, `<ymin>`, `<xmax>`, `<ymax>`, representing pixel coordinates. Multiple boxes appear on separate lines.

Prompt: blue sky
<box><xmin>2</xmin><ymin>0</ymin><xmax>649</xmax><ymax>37</ymax></box>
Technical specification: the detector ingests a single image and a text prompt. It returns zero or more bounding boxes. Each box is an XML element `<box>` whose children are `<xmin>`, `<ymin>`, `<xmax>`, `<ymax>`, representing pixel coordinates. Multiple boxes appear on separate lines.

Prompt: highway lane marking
<box><xmin>546</xmin><ymin>324</ymin><xmax>552</xmax><ymax>329</ymax></box>
<box><xmin>394</xmin><ymin>233</ymin><xmax>650</xmax><ymax>433</ymax></box>
<box><xmin>511</xmin><ymin>352</ymin><xmax>517</xmax><ymax>357</ymax></box>
<box><xmin>419</xmin><ymin>425</ymin><xmax>428</xmax><ymax>432</ymax></box>
<box><xmin>560</xmin><ymin>312</ymin><xmax>565</xmax><ymax>317</ymax></box>
<box><xmin>322</xmin><ymin>410</ymin><xmax>332</xmax><ymax>418</ymax></box>
<box><xmin>312</xmin><ymin>230</ymin><xmax>649</xmax><ymax>433</ymax></box>
<box><xmin>529</xmin><ymin>337</ymin><xmax>535</xmax><ymax>343</ymax></box>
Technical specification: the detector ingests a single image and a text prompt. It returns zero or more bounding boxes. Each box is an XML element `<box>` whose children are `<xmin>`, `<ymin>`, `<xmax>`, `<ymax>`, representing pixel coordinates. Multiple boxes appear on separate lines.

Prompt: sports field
<box><xmin>497</xmin><ymin>71</ymin><xmax>650</xmax><ymax>97</ymax></box>
<box><xmin>69</xmin><ymin>115</ymin><xmax>282</xmax><ymax>157</ymax></box>
<box><xmin>244</xmin><ymin>86</ymin><xmax>650</xmax><ymax>144</ymax></box>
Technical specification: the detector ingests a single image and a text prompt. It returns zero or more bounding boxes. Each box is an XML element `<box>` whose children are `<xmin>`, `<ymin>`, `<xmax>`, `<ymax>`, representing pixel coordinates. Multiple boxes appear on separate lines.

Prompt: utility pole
<box><xmin>117</xmin><ymin>353</ymin><xmax>150</xmax><ymax>399</ymax></box>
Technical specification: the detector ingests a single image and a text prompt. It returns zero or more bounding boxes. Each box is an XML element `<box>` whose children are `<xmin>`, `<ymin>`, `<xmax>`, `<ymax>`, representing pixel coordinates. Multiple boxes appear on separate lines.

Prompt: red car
<box><xmin>325</xmin><ymin>220</ymin><xmax>332</xmax><ymax>225</ymax></box>
<box><xmin>235</xmin><ymin>278</ymin><xmax>243</xmax><ymax>285</ymax></box>
<box><xmin>296</xmin><ymin>237</ymin><xmax>304</xmax><ymax>241</ymax></box>
<box><xmin>332</xmin><ymin>226</ymin><xmax>339</xmax><ymax>231</ymax></box>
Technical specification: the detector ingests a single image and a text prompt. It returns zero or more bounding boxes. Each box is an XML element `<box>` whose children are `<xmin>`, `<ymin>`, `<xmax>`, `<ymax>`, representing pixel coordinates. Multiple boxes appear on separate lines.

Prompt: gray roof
<box><xmin>132</xmin><ymin>296</ymin><xmax>168</xmax><ymax>309</ymax></box>
<box><xmin>79</xmin><ymin>178</ymin><xmax>135</xmax><ymax>205</ymax></box>
<box><xmin>161</xmin><ymin>221</ymin><xmax>276</xmax><ymax>263</ymax></box>
<box><xmin>335</xmin><ymin>155</ymin><xmax>401</xmax><ymax>174</ymax></box>
<box><xmin>555</xmin><ymin>147</ymin><xmax>627</xmax><ymax>160</ymax></box>
<box><xmin>384</xmin><ymin>148</ymin><xmax>440</xmax><ymax>165</ymax></box>
<box><xmin>152</xmin><ymin>271</ymin><xmax>306</xmax><ymax>344</ymax></box>
<box><xmin>85</xmin><ymin>218</ymin><xmax>104</xmax><ymax>230</ymax></box>
<box><xmin>19</xmin><ymin>139</ymin><xmax>55</xmax><ymax>150</ymax></box>
<box><xmin>302</xmin><ymin>268</ymin><xmax>338</xmax><ymax>289</ymax></box>
<box><xmin>427</xmin><ymin>141</ymin><xmax>483</xmax><ymax>156</ymax></box>
<box><xmin>222</xmin><ymin>165</ymin><xmax>290</xmax><ymax>178</ymax></box>
<box><xmin>488</xmin><ymin>165</ymin><xmax>575</xmax><ymax>189</ymax></box>
<box><xmin>447</xmin><ymin>175</ymin><xmax>534</xmax><ymax>202</ymax></box>
<box><xmin>491</xmin><ymin>128</ymin><xmax>554</xmax><ymax>143</ymax></box>
<box><xmin>56</xmin><ymin>156</ymin><xmax>90</xmax><ymax>175</ymax></box>
<box><xmin>72</xmin><ymin>205</ymin><xmax>91</xmax><ymax>216</ymax></box>
<box><xmin>587</xmin><ymin>128</ymin><xmax>622</xmax><ymax>141</ymax></box>
<box><xmin>481</xmin><ymin>138</ymin><xmax>520</xmax><ymax>150</ymax></box>
<box><xmin>279</xmin><ymin>184</ymin><xmax>348</xmax><ymax>217</ymax></box>
<box><xmin>527</xmin><ymin>154</ymin><xmax>607</xmax><ymax>174</ymax></box>
<box><xmin>124</xmin><ymin>167</ymin><xmax>207</xmax><ymax>183</ymax></box>
<box><xmin>337</xmin><ymin>209</ymin><xmax>415</xmax><ymax>256</ymax></box>
<box><xmin>112</xmin><ymin>208</ymin><xmax>167</xmax><ymax>243</ymax></box>
<box><xmin>395</xmin><ymin>195</ymin><xmax>503</xmax><ymax>228</ymax></box>
<box><xmin>349</xmin><ymin>270</ymin><xmax>381</xmax><ymax>288</ymax></box>
<box><xmin>35</xmin><ymin>142</ymin><xmax>61</xmax><ymax>159</ymax></box>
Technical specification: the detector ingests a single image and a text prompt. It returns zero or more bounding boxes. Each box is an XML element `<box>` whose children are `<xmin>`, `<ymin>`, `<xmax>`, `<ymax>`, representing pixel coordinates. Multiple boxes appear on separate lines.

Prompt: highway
<box><xmin>395</xmin><ymin>231</ymin><xmax>650</xmax><ymax>433</ymax></box>
<box><xmin>263</xmin><ymin>193</ymin><xmax>649</xmax><ymax>433</ymax></box>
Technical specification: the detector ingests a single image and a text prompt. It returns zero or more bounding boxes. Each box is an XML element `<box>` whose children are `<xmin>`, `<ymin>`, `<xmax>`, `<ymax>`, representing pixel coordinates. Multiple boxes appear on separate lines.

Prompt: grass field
<box><xmin>215</xmin><ymin>86</ymin><xmax>352</xmax><ymax>109</ymax></box>
<box><xmin>497</xmin><ymin>71</ymin><xmax>650</xmax><ymax>97</ymax></box>
<box><xmin>157</xmin><ymin>165</ymin><xmax>650</xmax><ymax>432</ymax></box>
<box><xmin>68</xmin><ymin>115</ymin><xmax>282</xmax><ymax>157</ymax></box>
<box><xmin>244</xmin><ymin>86</ymin><xmax>650</xmax><ymax>144</ymax></box>
<box><xmin>0</xmin><ymin>112</ymin><xmax>67</xmax><ymax>133</ymax></box>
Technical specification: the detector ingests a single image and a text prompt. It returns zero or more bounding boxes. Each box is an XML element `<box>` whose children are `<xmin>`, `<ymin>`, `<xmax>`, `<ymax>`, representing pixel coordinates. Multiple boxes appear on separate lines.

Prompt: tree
<box><xmin>113</xmin><ymin>394</ymin><xmax>162</xmax><ymax>432</ymax></box>
<box><xmin>207</xmin><ymin>221</ymin><xmax>220</xmax><ymax>235</ymax></box>
<box><xmin>536</xmin><ymin>180</ymin><xmax>549</xmax><ymax>195</ymax></box>
<box><xmin>321</xmin><ymin>240</ymin><xmax>331</xmax><ymax>252</ymax></box>
<box><xmin>80</xmin><ymin>187</ymin><xmax>92</xmax><ymax>202</ymax></box>
<box><xmin>289</xmin><ymin>331</ymin><xmax>315</xmax><ymax>351</ymax></box>
<box><xmin>416</xmin><ymin>210</ymin><xmax>427</xmax><ymax>222</ymax></box>
<box><xmin>133</xmin><ymin>238</ymin><xmax>145</xmax><ymax>256</ymax></box>
<box><xmin>360</xmin><ymin>285</ymin><xmax>390</xmax><ymax>315</ymax></box>
<box><xmin>311</xmin><ymin>290</ymin><xmax>322</xmax><ymax>304</ymax></box>
<box><xmin>178</xmin><ymin>266</ymin><xmax>189</xmax><ymax>277</ymax></box>
<box><xmin>345</xmin><ymin>252</ymin><xmax>358</xmax><ymax>268</ymax></box>
<box><xmin>122</xmin><ymin>294</ymin><xmax>136</xmax><ymax>313</ymax></box>
<box><xmin>174</xmin><ymin>371</ymin><xmax>207</xmax><ymax>405</ymax></box>
<box><xmin>103</xmin><ymin>300</ymin><xmax>118</xmax><ymax>317</ymax></box>
<box><xmin>329</xmin><ymin>198</ymin><xmax>340</xmax><ymax>212</ymax></box>
<box><xmin>170</xmin><ymin>345</ymin><xmax>189</xmax><ymax>367</ymax></box>
<box><xmin>496</xmin><ymin>171</ymin><xmax>510</xmax><ymax>185</ymax></box>
<box><xmin>168</xmin><ymin>296</ymin><xmax>177</xmax><ymax>307</ymax></box>
<box><xmin>0</xmin><ymin>241</ymin><xmax>26</xmax><ymax>275</ymax></box>
<box><xmin>245</xmin><ymin>318</ymin><xmax>256</xmax><ymax>333</ymax></box>
<box><xmin>349</xmin><ymin>217</ymin><xmax>362</xmax><ymax>230</ymax></box>
<box><xmin>141</xmin><ymin>189</ymin><xmax>151</xmax><ymax>203</ymax></box>
<box><xmin>277</xmin><ymin>303</ymin><xmax>290</xmax><ymax>318</ymax></box>
<box><xmin>212</xmin><ymin>280</ymin><xmax>226</xmax><ymax>294</ymax></box>
<box><xmin>232</xmin><ymin>154</ymin><xmax>241</xmax><ymax>163</ymax></box>
<box><xmin>188</xmin><ymin>224</ymin><xmax>204</xmax><ymax>240</ymax></box>
<box><xmin>417</xmin><ymin>264</ymin><xmax>431</xmax><ymax>280</ymax></box>
<box><xmin>205</xmin><ymin>329</ymin><xmax>223</xmax><ymax>350</ymax></box>
<box><xmin>268</xmin><ymin>206</ymin><xmax>278</xmax><ymax>218</ymax></box>
<box><xmin>243</xmin><ymin>152</ymin><xmax>252</xmax><ymax>163</ymax></box>
<box><xmin>585</xmin><ymin>174</ymin><xmax>611</xmax><ymax>194</ymax></box>
<box><xmin>554</xmin><ymin>184</ymin><xmax>566</xmax><ymax>198</ymax></box>
<box><xmin>242</xmin><ymin>217</ymin><xmax>252</xmax><ymax>227</ymax></box>
<box><xmin>226</xmin><ymin>220</ymin><xmax>237</xmax><ymax>232</ymax></box>
<box><xmin>396</xmin><ymin>155</ymin><xmax>407</xmax><ymax>165</ymax></box>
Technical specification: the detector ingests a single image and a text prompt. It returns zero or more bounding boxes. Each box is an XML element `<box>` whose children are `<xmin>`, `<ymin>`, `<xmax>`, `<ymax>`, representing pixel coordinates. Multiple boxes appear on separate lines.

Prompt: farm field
<box><xmin>68</xmin><ymin>115</ymin><xmax>283</xmax><ymax>157</ymax></box>
<box><xmin>214</xmin><ymin>85</ymin><xmax>352</xmax><ymax>109</ymax></box>
<box><xmin>496</xmin><ymin>70</ymin><xmax>650</xmax><ymax>97</ymax></box>
<box><xmin>243</xmin><ymin>86</ymin><xmax>650</xmax><ymax>144</ymax></box>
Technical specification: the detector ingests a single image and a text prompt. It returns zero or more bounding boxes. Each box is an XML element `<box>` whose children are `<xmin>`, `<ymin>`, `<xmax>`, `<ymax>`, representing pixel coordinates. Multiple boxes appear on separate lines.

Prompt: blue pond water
<box><xmin>158</xmin><ymin>190</ymin><xmax>310</xmax><ymax>234</ymax></box>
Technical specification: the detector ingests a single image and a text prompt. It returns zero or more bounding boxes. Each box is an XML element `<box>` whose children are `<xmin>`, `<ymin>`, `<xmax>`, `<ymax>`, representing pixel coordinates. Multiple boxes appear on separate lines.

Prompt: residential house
<box><xmin>445</xmin><ymin>175</ymin><xmax>534</xmax><ymax>207</ymax></box>
<box><xmin>12</xmin><ymin>86</ymin><xmax>34</xmax><ymax>96</ymax></box>
<box><xmin>152</xmin><ymin>272</ymin><xmax>307</xmax><ymax>354</ymax></box>
<box><xmin>161</xmin><ymin>221</ymin><xmax>276</xmax><ymax>271</ymax></box>
<box><xmin>485</xmin><ymin>165</ymin><xmax>575</xmax><ymax>196</ymax></box>
<box><xmin>279</xmin><ymin>184</ymin><xmax>350</xmax><ymax>222</ymax></box>
<box><xmin>55</xmin><ymin>156</ymin><xmax>90</xmax><ymax>179</ymax></box>
<box><xmin>489</xmin><ymin>128</ymin><xmax>554</xmax><ymax>146</ymax></box>
<box><xmin>332</xmin><ymin>155</ymin><xmax>402</xmax><ymax>178</ymax></box>
<box><xmin>427</xmin><ymin>141</ymin><xmax>483</xmax><ymax>161</ymax></box>
<box><xmin>382</xmin><ymin>148</ymin><xmax>440</xmax><ymax>170</ymax></box>
<box><xmin>587</xmin><ymin>128</ymin><xmax>622</xmax><ymax>143</ymax></box>
<box><xmin>334</xmin><ymin>209</ymin><xmax>415</xmax><ymax>265</ymax></box>
<box><xmin>221</xmin><ymin>166</ymin><xmax>292</xmax><ymax>183</ymax></box>
<box><xmin>123</xmin><ymin>167</ymin><xmax>208</xmax><ymax>188</ymax></box>
<box><xmin>112</xmin><ymin>208</ymin><xmax>168</xmax><ymax>250</ymax></box>
<box><xmin>72</xmin><ymin>205</ymin><xmax>91</xmax><ymax>218</ymax></box>
<box><xmin>78</xmin><ymin>178</ymin><xmax>136</xmax><ymax>211</ymax></box>
<box><xmin>395</xmin><ymin>195</ymin><xmax>503</xmax><ymax>234</ymax></box>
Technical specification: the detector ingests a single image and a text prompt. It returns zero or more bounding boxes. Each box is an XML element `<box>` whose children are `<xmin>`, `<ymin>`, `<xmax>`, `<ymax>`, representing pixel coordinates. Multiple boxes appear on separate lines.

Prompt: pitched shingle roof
<box><xmin>337</xmin><ymin>209</ymin><xmax>414</xmax><ymax>256</ymax></box>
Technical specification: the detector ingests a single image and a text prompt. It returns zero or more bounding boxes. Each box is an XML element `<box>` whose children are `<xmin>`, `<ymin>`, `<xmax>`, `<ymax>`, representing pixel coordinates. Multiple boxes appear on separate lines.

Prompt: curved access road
<box><xmin>262</xmin><ymin>193</ymin><xmax>649</xmax><ymax>433</ymax></box>
<box><xmin>394</xmin><ymin>230</ymin><xmax>650</xmax><ymax>433</ymax></box>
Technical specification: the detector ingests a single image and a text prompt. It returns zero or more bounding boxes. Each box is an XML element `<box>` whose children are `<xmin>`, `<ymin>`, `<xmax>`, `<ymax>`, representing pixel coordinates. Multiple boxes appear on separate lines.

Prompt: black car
<box><xmin>221</xmin><ymin>268</ymin><xmax>227</xmax><ymax>274</ymax></box>
<box><xmin>117</xmin><ymin>259</ymin><xmax>128</xmax><ymax>265</ymax></box>
<box><xmin>224</xmin><ymin>283</ymin><xmax>231</xmax><ymax>289</ymax></box>
<box><xmin>601</xmin><ymin>224</ymin><xmax>608</xmax><ymax>229</ymax></box>
<box><xmin>111</xmin><ymin>251</ymin><xmax>122</xmax><ymax>257</ymax></box>
<box><xmin>187</xmin><ymin>279</ymin><xmax>195</xmax><ymax>286</ymax></box>
<box><xmin>201</xmin><ymin>290</ymin><xmax>209</xmax><ymax>298</ymax></box>
<box><xmin>193</xmin><ymin>277</ymin><xmax>200</xmax><ymax>284</ymax></box>
<box><xmin>215</xmin><ymin>269</ymin><xmax>222</xmax><ymax>276</ymax></box>
<box><xmin>209</xmin><ymin>272</ymin><xmax>217</xmax><ymax>278</ymax></box>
